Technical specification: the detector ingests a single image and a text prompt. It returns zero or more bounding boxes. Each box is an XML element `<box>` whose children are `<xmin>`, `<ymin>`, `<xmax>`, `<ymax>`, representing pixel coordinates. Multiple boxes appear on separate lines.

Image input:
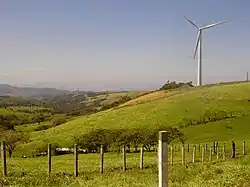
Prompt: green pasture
<box><xmin>2</xmin><ymin>82</ymin><xmax>250</xmax><ymax>186</ymax></box>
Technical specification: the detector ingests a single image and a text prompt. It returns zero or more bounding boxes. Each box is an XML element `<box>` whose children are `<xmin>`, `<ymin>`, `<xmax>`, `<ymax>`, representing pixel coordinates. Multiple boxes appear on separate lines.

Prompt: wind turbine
<box><xmin>184</xmin><ymin>16</ymin><xmax>229</xmax><ymax>86</ymax></box>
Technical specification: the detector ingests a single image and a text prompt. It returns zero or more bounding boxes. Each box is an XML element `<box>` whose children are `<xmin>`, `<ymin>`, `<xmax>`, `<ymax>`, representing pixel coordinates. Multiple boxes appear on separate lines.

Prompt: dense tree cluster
<box><xmin>159</xmin><ymin>80</ymin><xmax>193</xmax><ymax>91</ymax></box>
<box><xmin>73</xmin><ymin>126</ymin><xmax>184</xmax><ymax>153</ymax></box>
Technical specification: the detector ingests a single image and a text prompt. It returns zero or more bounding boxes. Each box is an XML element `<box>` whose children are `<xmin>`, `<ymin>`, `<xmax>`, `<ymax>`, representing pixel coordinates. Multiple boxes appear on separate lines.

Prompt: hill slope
<box><xmin>25</xmin><ymin>82</ymin><xmax>250</xmax><ymax>148</ymax></box>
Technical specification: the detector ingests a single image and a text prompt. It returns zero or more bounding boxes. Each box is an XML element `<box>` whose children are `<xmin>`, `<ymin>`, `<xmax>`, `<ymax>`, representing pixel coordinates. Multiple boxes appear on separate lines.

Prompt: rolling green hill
<box><xmin>22</xmin><ymin>82</ymin><xmax>250</xmax><ymax>150</ymax></box>
<box><xmin>4</xmin><ymin>81</ymin><xmax>250</xmax><ymax>187</ymax></box>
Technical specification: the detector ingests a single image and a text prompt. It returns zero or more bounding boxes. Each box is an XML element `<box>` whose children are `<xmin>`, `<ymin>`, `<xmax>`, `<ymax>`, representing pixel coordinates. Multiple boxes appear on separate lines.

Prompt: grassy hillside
<box><xmin>184</xmin><ymin>115</ymin><xmax>250</xmax><ymax>143</ymax></box>
<box><xmin>0</xmin><ymin>107</ymin><xmax>44</xmax><ymax>123</ymax></box>
<box><xmin>22</xmin><ymin>82</ymin><xmax>250</xmax><ymax>149</ymax></box>
<box><xmin>0</xmin><ymin>107</ymin><xmax>27</xmax><ymax>116</ymax></box>
<box><xmin>118</xmin><ymin>89</ymin><xmax>188</xmax><ymax>107</ymax></box>
<box><xmin>0</xmin><ymin>90</ymin><xmax>147</xmax><ymax>134</ymax></box>
<box><xmin>83</xmin><ymin>90</ymin><xmax>148</xmax><ymax>108</ymax></box>
<box><xmin>118</xmin><ymin>90</ymin><xmax>169</xmax><ymax>107</ymax></box>
<box><xmin>119</xmin><ymin>81</ymin><xmax>195</xmax><ymax>108</ymax></box>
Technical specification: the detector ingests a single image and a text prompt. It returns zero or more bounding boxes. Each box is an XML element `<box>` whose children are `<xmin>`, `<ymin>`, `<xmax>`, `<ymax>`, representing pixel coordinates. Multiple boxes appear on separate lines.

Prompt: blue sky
<box><xmin>0</xmin><ymin>0</ymin><xmax>249</xmax><ymax>91</ymax></box>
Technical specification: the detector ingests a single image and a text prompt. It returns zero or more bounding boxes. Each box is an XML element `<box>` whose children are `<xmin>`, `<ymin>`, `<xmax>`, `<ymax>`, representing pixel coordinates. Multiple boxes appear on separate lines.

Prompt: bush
<box><xmin>51</xmin><ymin>116</ymin><xmax>67</xmax><ymax>126</ymax></box>
<box><xmin>34</xmin><ymin>141</ymin><xmax>60</xmax><ymax>156</ymax></box>
<box><xmin>34</xmin><ymin>141</ymin><xmax>48</xmax><ymax>155</ymax></box>
<box><xmin>101</xmin><ymin>96</ymin><xmax>132</xmax><ymax>110</ymax></box>
<box><xmin>35</xmin><ymin>124</ymin><xmax>53</xmax><ymax>131</ymax></box>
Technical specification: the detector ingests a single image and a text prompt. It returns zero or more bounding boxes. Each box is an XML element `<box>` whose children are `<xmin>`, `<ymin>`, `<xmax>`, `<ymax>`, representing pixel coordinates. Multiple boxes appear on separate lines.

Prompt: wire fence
<box><xmin>0</xmin><ymin>139</ymin><xmax>248</xmax><ymax>179</ymax></box>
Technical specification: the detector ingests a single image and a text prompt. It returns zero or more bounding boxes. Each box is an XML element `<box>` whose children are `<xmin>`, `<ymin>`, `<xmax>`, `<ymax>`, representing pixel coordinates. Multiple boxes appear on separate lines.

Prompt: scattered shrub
<box><xmin>51</xmin><ymin>116</ymin><xmax>67</xmax><ymax>126</ymax></box>
<box><xmin>31</xmin><ymin>114</ymin><xmax>47</xmax><ymax>124</ymax></box>
<box><xmin>34</xmin><ymin>141</ymin><xmax>60</xmax><ymax>156</ymax></box>
<box><xmin>101</xmin><ymin>96</ymin><xmax>132</xmax><ymax>110</ymax></box>
<box><xmin>35</xmin><ymin>124</ymin><xmax>53</xmax><ymax>131</ymax></box>
<box><xmin>181</xmin><ymin>110</ymin><xmax>249</xmax><ymax>128</ymax></box>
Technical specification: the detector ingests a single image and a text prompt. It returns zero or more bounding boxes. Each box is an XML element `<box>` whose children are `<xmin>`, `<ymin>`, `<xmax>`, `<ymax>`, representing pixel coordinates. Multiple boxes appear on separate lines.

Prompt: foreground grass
<box><xmin>2</xmin><ymin>152</ymin><xmax>250</xmax><ymax>187</ymax></box>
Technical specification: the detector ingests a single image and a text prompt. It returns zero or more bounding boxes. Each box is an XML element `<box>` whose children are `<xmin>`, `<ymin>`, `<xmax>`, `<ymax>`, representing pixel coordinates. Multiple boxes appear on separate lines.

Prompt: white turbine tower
<box><xmin>184</xmin><ymin>16</ymin><xmax>229</xmax><ymax>86</ymax></box>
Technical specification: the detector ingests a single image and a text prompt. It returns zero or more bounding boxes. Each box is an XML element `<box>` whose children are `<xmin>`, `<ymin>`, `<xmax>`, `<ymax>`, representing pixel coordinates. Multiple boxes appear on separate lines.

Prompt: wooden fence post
<box><xmin>231</xmin><ymin>140</ymin><xmax>236</xmax><ymax>158</ymax></box>
<box><xmin>192</xmin><ymin>145</ymin><xmax>196</xmax><ymax>163</ymax></box>
<box><xmin>1</xmin><ymin>141</ymin><xmax>7</xmax><ymax>177</ymax></box>
<box><xmin>216</xmin><ymin>145</ymin><xmax>219</xmax><ymax>160</ymax></box>
<box><xmin>140</xmin><ymin>145</ymin><xmax>144</xmax><ymax>169</ymax></box>
<box><xmin>48</xmin><ymin>143</ymin><xmax>51</xmax><ymax>176</ymax></box>
<box><xmin>243</xmin><ymin>141</ymin><xmax>246</xmax><ymax>155</ymax></box>
<box><xmin>201</xmin><ymin>145</ymin><xmax>205</xmax><ymax>163</ymax></box>
<box><xmin>170</xmin><ymin>145</ymin><xmax>173</xmax><ymax>166</ymax></box>
<box><xmin>158</xmin><ymin>131</ymin><xmax>168</xmax><ymax>187</ymax></box>
<box><xmin>216</xmin><ymin>142</ymin><xmax>219</xmax><ymax>154</ymax></box>
<box><xmin>223</xmin><ymin>143</ymin><xmax>226</xmax><ymax>160</ymax></box>
<box><xmin>123</xmin><ymin>145</ymin><xmax>126</xmax><ymax>171</ymax></box>
<box><xmin>100</xmin><ymin>145</ymin><xmax>104</xmax><ymax>173</ymax></box>
<box><xmin>209</xmin><ymin>146</ymin><xmax>212</xmax><ymax>161</ymax></box>
<box><xmin>213</xmin><ymin>142</ymin><xmax>216</xmax><ymax>154</ymax></box>
<box><xmin>182</xmin><ymin>144</ymin><xmax>185</xmax><ymax>166</ymax></box>
<box><xmin>74</xmin><ymin>144</ymin><xmax>78</xmax><ymax>177</ymax></box>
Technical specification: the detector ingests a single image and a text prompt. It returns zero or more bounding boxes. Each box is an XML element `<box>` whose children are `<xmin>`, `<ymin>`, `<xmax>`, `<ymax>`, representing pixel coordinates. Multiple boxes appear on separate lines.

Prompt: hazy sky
<box><xmin>0</xmin><ymin>0</ymin><xmax>249</xmax><ymax>91</ymax></box>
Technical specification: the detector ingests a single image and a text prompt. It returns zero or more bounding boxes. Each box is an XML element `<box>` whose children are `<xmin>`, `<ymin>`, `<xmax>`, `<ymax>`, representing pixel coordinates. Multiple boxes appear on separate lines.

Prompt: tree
<box><xmin>1</xmin><ymin>130</ymin><xmax>29</xmax><ymax>157</ymax></box>
<box><xmin>159</xmin><ymin>80</ymin><xmax>194</xmax><ymax>91</ymax></box>
<box><xmin>0</xmin><ymin>114</ymin><xmax>17</xmax><ymax>130</ymax></box>
<box><xmin>74</xmin><ymin>129</ymin><xmax>114</xmax><ymax>152</ymax></box>
<box><xmin>129</xmin><ymin>129</ymin><xmax>143</xmax><ymax>152</ymax></box>
<box><xmin>32</xmin><ymin>114</ymin><xmax>46</xmax><ymax>124</ymax></box>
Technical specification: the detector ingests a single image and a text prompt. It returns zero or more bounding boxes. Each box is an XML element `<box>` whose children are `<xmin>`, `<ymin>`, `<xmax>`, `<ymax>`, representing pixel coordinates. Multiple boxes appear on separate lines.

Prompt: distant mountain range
<box><xmin>0</xmin><ymin>84</ymin><xmax>71</xmax><ymax>98</ymax></box>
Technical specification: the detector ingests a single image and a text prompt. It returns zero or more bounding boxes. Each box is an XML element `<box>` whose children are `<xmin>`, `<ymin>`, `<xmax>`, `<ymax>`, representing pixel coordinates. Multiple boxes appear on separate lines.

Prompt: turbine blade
<box><xmin>201</xmin><ymin>20</ymin><xmax>229</xmax><ymax>30</ymax></box>
<box><xmin>184</xmin><ymin>16</ymin><xmax>199</xmax><ymax>29</ymax></box>
<box><xmin>193</xmin><ymin>31</ymin><xmax>201</xmax><ymax>60</ymax></box>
